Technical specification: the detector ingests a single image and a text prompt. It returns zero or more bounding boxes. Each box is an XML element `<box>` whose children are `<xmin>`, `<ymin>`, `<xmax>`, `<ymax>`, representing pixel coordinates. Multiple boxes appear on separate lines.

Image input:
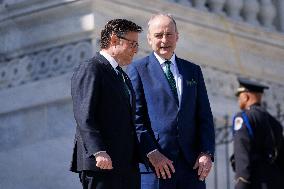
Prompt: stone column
<box><xmin>165</xmin><ymin>0</ymin><xmax>177</xmax><ymax>3</ymax></box>
<box><xmin>243</xmin><ymin>0</ymin><xmax>260</xmax><ymax>26</ymax></box>
<box><xmin>259</xmin><ymin>0</ymin><xmax>276</xmax><ymax>30</ymax></box>
<box><xmin>274</xmin><ymin>0</ymin><xmax>284</xmax><ymax>32</ymax></box>
<box><xmin>208</xmin><ymin>0</ymin><xmax>226</xmax><ymax>16</ymax></box>
<box><xmin>177</xmin><ymin>0</ymin><xmax>191</xmax><ymax>6</ymax></box>
<box><xmin>225</xmin><ymin>0</ymin><xmax>243</xmax><ymax>21</ymax></box>
<box><xmin>192</xmin><ymin>0</ymin><xmax>207</xmax><ymax>11</ymax></box>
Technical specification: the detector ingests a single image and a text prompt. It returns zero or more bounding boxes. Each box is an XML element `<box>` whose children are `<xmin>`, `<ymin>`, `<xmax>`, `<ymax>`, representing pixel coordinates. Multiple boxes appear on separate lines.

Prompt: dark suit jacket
<box><xmin>127</xmin><ymin>52</ymin><xmax>215</xmax><ymax>167</ymax></box>
<box><xmin>70</xmin><ymin>52</ymin><xmax>139</xmax><ymax>173</ymax></box>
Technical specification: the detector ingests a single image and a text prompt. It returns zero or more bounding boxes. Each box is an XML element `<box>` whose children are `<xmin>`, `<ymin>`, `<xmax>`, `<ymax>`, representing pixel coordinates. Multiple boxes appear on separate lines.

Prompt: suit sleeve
<box><xmin>127</xmin><ymin>64</ymin><xmax>158</xmax><ymax>155</ymax></box>
<box><xmin>233</xmin><ymin>115</ymin><xmax>251</xmax><ymax>189</ymax></box>
<box><xmin>71</xmin><ymin>61</ymin><xmax>105</xmax><ymax>157</ymax></box>
<box><xmin>196</xmin><ymin>66</ymin><xmax>215</xmax><ymax>156</ymax></box>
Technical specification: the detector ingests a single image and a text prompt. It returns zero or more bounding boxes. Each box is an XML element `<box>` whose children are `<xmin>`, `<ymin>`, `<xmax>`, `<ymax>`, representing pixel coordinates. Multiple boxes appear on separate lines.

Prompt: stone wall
<box><xmin>0</xmin><ymin>0</ymin><xmax>94</xmax><ymax>188</ymax></box>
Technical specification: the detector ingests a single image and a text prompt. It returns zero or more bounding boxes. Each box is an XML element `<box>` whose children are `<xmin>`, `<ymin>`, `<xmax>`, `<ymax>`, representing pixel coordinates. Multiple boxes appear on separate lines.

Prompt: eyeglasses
<box><xmin>153</xmin><ymin>32</ymin><xmax>175</xmax><ymax>39</ymax></box>
<box><xmin>118</xmin><ymin>36</ymin><xmax>139</xmax><ymax>49</ymax></box>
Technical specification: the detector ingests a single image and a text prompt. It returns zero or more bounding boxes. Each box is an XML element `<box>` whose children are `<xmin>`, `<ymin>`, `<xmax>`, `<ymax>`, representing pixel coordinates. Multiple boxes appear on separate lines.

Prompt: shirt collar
<box><xmin>247</xmin><ymin>103</ymin><xmax>261</xmax><ymax>110</ymax></box>
<box><xmin>153</xmin><ymin>52</ymin><xmax>176</xmax><ymax>66</ymax></box>
<box><xmin>100</xmin><ymin>50</ymin><xmax>119</xmax><ymax>69</ymax></box>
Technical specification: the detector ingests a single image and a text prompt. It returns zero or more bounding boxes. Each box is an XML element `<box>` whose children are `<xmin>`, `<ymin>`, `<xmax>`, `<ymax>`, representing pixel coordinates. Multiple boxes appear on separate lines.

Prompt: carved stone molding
<box><xmin>166</xmin><ymin>0</ymin><xmax>282</xmax><ymax>32</ymax></box>
<box><xmin>0</xmin><ymin>40</ymin><xmax>93</xmax><ymax>90</ymax></box>
<box><xmin>201</xmin><ymin>65</ymin><xmax>284</xmax><ymax>123</ymax></box>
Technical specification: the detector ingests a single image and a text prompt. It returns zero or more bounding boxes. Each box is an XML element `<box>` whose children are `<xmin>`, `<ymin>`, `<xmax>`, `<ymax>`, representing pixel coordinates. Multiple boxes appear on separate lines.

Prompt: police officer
<box><xmin>232</xmin><ymin>77</ymin><xmax>284</xmax><ymax>189</ymax></box>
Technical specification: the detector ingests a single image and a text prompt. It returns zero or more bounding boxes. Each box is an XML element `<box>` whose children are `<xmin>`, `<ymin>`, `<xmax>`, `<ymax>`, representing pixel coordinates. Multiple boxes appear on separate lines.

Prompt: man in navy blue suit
<box><xmin>127</xmin><ymin>14</ymin><xmax>215</xmax><ymax>189</ymax></box>
<box><xmin>70</xmin><ymin>19</ymin><xmax>142</xmax><ymax>189</ymax></box>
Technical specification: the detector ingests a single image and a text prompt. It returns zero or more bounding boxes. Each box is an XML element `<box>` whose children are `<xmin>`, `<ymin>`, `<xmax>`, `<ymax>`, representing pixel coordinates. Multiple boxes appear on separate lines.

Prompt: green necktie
<box><xmin>164</xmin><ymin>60</ymin><xmax>178</xmax><ymax>104</ymax></box>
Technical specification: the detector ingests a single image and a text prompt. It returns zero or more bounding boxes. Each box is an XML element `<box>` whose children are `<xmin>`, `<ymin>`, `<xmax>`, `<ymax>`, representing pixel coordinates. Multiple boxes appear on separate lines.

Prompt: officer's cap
<box><xmin>236</xmin><ymin>77</ymin><xmax>269</xmax><ymax>96</ymax></box>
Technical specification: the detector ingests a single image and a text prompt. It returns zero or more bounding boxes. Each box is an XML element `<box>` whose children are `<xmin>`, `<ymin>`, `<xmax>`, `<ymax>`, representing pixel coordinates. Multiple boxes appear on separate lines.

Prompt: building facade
<box><xmin>0</xmin><ymin>0</ymin><xmax>283</xmax><ymax>188</ymax></box>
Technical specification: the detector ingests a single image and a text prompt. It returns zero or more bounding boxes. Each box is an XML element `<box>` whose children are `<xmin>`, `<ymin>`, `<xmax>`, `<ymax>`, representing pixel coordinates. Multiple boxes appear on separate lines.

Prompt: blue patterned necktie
<box><xmin>116</xmin><ymin>66</ymin><xmax>130</xmax><ymax>100</ymax></box>
<box><xmin>164</xmin><ymin>60</ymin><xmax>178</xmax><ymax>105</ymax></box>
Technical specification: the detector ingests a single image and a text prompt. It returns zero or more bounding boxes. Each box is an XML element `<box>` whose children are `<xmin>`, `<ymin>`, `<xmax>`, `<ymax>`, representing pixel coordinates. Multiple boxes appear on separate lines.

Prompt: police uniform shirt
<box><xmin>233</xmin><ymin>103</ymin><xmax>283</xmax><ymax>189</ymax></box>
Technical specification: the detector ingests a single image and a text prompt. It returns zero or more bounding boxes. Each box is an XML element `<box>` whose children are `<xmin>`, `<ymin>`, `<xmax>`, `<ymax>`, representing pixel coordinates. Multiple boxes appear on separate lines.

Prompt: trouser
<box><xmin>79</xmin><ymin>168</ymin><xmax>140</xmax><ymax>189</ymax></box>
<box><xmin>140</xmin><ymin>153</ymin><xmax>206</xmax><ymax>189</ymax></box>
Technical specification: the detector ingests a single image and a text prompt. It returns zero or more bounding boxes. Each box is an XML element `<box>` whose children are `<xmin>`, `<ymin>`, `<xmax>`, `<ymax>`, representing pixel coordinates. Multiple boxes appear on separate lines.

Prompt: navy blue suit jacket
<box><xmin>127</xmin><ymin>52</ymin><xmax>215</xmax><ymax>167</ymax></box>
<box><xmin>70</xmin><ymin>53</ymin><xmax>140</xmax><ymax>173</ymax></box>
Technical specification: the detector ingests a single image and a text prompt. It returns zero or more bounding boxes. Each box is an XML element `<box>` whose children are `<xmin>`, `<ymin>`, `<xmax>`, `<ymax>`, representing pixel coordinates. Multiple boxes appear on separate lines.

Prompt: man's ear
<box><xmin>147</xmin><ymin>33</ymin><xmax>152</xmax><ymax>46</ymax></box>
<box><xmin>244</xmin><ymin>93</ymin><xmax>250</xmax><ymax>102</ymax></box>
<box><xmin>110</xmin><ymin>34</ymin><xmax>119</xmax><ymax>46</ymax></box>
<box><xmin>176</xmin><ymin>32</ymin><xmax>179</xmax><ymax>42</ymax></box>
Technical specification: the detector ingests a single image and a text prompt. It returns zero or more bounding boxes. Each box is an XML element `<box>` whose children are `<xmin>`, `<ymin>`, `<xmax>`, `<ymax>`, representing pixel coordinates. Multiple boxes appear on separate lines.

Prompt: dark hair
<box><xmin>100</xmin><ymin>19</ymin><xmax>142</xmax><ymax>49</ymax></box>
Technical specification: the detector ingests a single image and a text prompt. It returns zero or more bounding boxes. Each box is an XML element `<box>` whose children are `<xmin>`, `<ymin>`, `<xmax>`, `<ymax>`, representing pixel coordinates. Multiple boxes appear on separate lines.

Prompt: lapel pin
<box><xmin>186</xmin><ymin>79</ymin><xmax>197</xmax><ymax>86</ymax></box>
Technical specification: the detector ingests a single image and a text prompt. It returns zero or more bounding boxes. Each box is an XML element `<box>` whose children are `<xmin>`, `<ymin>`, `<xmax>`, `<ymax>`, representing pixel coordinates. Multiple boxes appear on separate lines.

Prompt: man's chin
<box><xmin>158</xmin><ymin>51</ymin><xmax>172</xmax><ymax>59</ymax></box>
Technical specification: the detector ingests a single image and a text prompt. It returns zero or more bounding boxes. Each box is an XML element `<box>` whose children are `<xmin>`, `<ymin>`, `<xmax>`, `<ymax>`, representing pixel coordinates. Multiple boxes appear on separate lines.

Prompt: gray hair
<box><xmin>147</xmin><ymin>13</ymin><xmax>178</xmax><ymax>33</ymax></box>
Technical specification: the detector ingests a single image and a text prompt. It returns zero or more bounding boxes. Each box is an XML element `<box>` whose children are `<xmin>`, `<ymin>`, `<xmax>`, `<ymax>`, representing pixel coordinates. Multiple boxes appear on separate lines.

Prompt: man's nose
<box><xmin>161</xmin><ymin>34</ymin><xmax>168</xmax><ymax>42</ymax></box>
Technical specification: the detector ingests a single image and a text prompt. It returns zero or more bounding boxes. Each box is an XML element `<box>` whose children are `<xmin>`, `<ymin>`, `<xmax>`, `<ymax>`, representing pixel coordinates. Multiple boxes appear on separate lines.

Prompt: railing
<box><xmin>166</xmin><ymin>0</ymin><xmax>284</xmax><ymax>32</ymax></box>
<box><xmin>213</xmin><ymin>115</ymin><xmax>234</xmax><ymax>189</ymax></box>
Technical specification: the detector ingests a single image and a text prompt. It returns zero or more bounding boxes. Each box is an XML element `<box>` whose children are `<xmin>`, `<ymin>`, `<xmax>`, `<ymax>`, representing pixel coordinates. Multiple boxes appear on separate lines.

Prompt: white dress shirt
<box><xmin>153</xmin><ymin>52</ymin><xmax>182</xmax><ymax>104</ymax></box>
<box><xmin>100</xmin><ymin>50</ymin><xmax>118</xmax><ymax>70</ymax></box>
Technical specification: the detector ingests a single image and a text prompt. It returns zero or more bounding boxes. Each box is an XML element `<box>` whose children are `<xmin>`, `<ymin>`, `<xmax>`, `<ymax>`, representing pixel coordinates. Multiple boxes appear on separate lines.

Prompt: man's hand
<box><xmin>94</xmin><ymin>152</ymin><xmax>113</xmax><ymax>170</ymax></box>
<box><xmin>193</xmin><ymin>153</ymin><xmax>212</xmax><ymax>181</ymax></box>
<box><xmin>147</xmin><ymin>150</ymin><xmax>175</xmax><ymax>179</ymax></box>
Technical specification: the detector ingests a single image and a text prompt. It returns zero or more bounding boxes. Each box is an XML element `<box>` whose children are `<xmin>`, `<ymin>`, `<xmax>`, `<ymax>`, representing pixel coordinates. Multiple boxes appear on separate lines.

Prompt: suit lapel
<box><xmin>123</xmin><ymin>72</ymin><xmax>136</xmax><ymax>116</ymax></box>
<box><xmin>176</xmin><ymin>57</ymin><xmax>185</xmax><ymax>110</ymax></box>
<box><xmin>147</xmin><ymin>53</ymin><xmax>177</xmax><ymax>104</ymax></box>
<box><xmin>95</xmin><ymin>53</ymin><xmax>132</xmax><ymax>106</ymax></box>
<box><xmin>176</xmin><ymin>57</ymin><xmax>196</xmax><ymax>111</ymax></box>
<box><xmin>95</xmin><ymin>52</ymin><xmax>118</xmax><ymax>81</ymax></box>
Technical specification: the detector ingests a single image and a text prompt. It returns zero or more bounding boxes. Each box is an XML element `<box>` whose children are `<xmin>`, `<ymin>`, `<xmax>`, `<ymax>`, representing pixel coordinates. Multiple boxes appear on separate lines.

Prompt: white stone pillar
<box><xmin>243</xmin><ymin>0</ymin><xmax>260</xmax><ymax>26</ymax></box>
<box><xmin>192</xmin><ymin>0</ymin><xmax>207</xmax><ymax>11</ymax></box>
<box><xmin>208</xmin><ymin>0</ymin><xmax>226</xmax><ymax>16</ymax></box>
<box><xmin>165</xmin><ymin>0</ymin><xmax>178</xmax><ymax>3</ymax></box>
<box><xmin>177</xmin><ymin>0</ymin><xmax>191</xmax><ymax>6</ymax></box>
<box><xmin>259</xmin><ymin>0</ymin><xmax>276</xmax><ymax>30</ymax></box>
<box><xmin>225</xmin><ymin>0</ymin><xmax>243</xmax><ymax>21</ymax></box>
<box><xmin>274</xmin><ymin>0</ymin><xmax>284</xmax><ymax>32</ymax></box>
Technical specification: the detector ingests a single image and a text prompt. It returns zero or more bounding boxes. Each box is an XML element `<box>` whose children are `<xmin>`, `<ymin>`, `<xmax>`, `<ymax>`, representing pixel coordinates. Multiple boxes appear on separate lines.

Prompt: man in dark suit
<box><xmin>127</xmin><ymin>14</ymin><xmax>215</xmax><ymax>189</ymax></box>
<box><xmin>70</xmin><ymin>19</ymin><xmax>142</xmax><ymax>189</ymax></box>
<box><xmin>232</xmin><ymin>77</ymin><xmax>284</xmax><ymax>189</ymax></box>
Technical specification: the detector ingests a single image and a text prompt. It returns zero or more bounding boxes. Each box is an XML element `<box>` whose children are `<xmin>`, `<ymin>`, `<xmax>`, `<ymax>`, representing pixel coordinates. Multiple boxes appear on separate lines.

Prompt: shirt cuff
<box><xmin>146</xmin><ymin>149</ymin><xmax>158</xmax><ymax>158</ymax></box>
<box><xmin>236</xmin><ymin>177</ymin><xmax>251</xmax><ymax>184</ymax></box>
<box><xmin>93</xmin><ymin>151</ymin><xmax>107</xmax><ymax>157</ymax></box>
<box><xmin>200</xmin><ymin>151</ymin><xmax>214</xmax><ymax>160</ymax></box>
